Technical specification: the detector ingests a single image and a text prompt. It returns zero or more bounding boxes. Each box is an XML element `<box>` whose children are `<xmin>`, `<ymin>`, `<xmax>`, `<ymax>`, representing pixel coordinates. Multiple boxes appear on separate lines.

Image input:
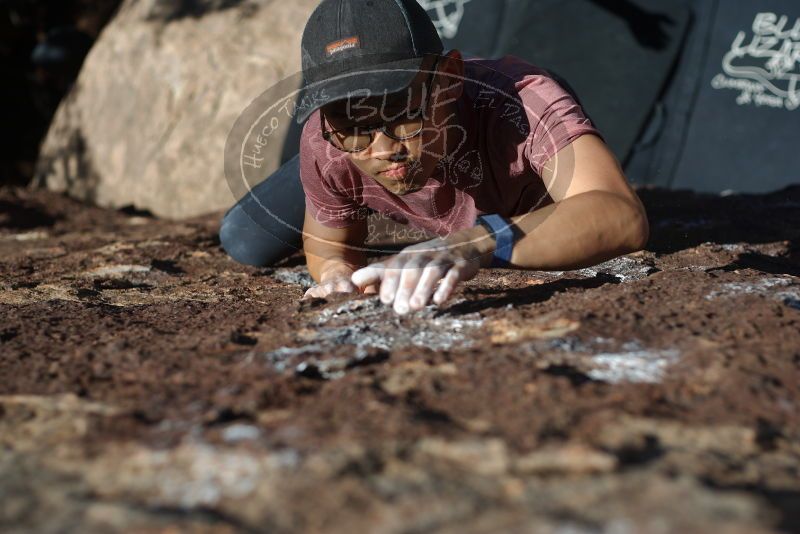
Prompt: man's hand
<box><xmin>351</xmin><ymin>233</ymin><xmax>490</xmax><ymax>315</ymax></box>
<box><xmin>303</xmin><ymin>274</ymin><xmax>358</xmax><ymax>299</ymax></box>
<box><xmin>302</xmin><ymin>266</ymin><xmax>378</xmax><ymax>300</ymax></box>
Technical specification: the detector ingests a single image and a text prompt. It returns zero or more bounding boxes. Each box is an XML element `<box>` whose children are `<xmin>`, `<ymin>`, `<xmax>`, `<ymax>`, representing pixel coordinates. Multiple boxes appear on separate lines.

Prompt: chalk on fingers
<box><xmin>352</xmin><ymin>264</ymin><xmax>384</xmax><ymax>288</ymax></box>
<box><xmin>433</xmin><ymin>268</ymin><xmax>459</xmax><ymax>305</ymax></box>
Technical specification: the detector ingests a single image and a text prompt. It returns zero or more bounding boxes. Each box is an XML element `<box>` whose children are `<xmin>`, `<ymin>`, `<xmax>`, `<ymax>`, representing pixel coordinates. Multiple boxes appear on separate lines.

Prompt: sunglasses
<box><xmin>320</xmin><ymin>59</ymin><xmax>439</xmax><ymax>153</ymax></box>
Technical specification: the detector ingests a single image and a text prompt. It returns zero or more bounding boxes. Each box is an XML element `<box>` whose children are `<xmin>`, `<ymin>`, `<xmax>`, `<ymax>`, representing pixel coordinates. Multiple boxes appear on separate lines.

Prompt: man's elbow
<box><xmin>623</xmin><ymin>201</ymin><xmax>650</xmax><ymax>252</ymax></box>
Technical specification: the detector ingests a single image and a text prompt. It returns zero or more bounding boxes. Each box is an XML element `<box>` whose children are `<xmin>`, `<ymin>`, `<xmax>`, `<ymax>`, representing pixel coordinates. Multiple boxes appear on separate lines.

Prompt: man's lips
<box><xmin>379</xmin><ymin>164</ymin><xmax>409</xmax><ymax>178</ymax></box>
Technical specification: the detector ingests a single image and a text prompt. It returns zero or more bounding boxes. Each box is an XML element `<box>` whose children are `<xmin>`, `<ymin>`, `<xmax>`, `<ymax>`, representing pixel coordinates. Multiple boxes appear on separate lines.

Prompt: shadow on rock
<box><xmin>640</xmin><ymin>185</ymin><xmax>800</xmax><ymax>254</ymax></box>
<box><xmin>711</xmin><ymin>250</ymin><xmax>800</xmax><ymax>278</ymax></box>
<box><xmin>145</xmin><ymin>0</ymin><xmax>250</xmax><ymax>22</ymax></box>
<box><xmin>445</xmin><ymin>273</ymin><xmax>620</xmax><ymax>315</ymax></box>
<box><xmin>0</xmin><ymin>200</ymin><xmax>58</xmax><ymax>230</ymax></box>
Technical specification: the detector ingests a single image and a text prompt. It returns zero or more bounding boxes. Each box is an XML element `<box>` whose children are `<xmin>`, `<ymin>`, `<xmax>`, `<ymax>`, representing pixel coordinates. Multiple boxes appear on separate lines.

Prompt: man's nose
<box><xmin>367</xmin><ymin>129</ymin><xmax>407</xmax><ymax>160</ymax></box>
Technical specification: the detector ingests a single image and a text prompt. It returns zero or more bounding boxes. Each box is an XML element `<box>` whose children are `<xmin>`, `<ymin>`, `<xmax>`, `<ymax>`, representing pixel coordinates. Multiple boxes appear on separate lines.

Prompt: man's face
<box><xmin>320</xmin><ymin>54</ymin><xmax>462</xmax><ymax>196</ymax></box>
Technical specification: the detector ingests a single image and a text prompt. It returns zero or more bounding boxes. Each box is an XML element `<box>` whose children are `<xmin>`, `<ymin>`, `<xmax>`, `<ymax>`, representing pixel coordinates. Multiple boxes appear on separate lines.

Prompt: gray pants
<box><xmin>219</xmin><ymin>154</ymin><xmax>305</xmax><ymax>267</ymax></box>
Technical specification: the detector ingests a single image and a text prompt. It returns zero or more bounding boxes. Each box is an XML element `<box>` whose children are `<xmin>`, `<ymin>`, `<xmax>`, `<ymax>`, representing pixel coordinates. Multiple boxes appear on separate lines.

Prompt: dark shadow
<box><xmin>93</xmin><ymin>278</ymin><xmax>154</xmax><ymax>290</ymax></box>
<box><xmin>440</xmin><ymin>273</ymin><xmax>620</xmax><ymax>315</ymax></box>
<box><xmin>405</xmin><ymin>391</ymin><xmax>460</xmax><ymax>428</ymax></box>
<box><xmin>614</xmin><ymin>434</ymin><xmax>665</xmax><ymax>467</ymax></box>
<box><xmin>541</xmin><ymin>364</ymin><xmax>593</xmax><ymax>387</ymax></box>
<box><xmin>119</xmin><ymin>205</ymin><xmax>155</xmax><ymax>218</ymax></box>
<box><xmin>145</xmin><ymin>0</ymin><xmax>249</xmax><ymax>22</ymax></box>
<box><xmin>699</xmin><ymin>480</ymin><xmax>800</xmax><ymax>533</ymax></box>
<box><xmin>588</xmin><ymin>0</ymin><xmax>675</xmax><ymax>50</ymax></box>
<box><xmin>0</xmin><ymin>200</ymin><xmax>57</xmax><ymax>229</ymax></box>
<box><xmin>150</xmin><ymin>259</ymin><xmax>187</xmax><ymax>275</ymax></box>
<box><xmin>1</xmin><ymin>0</ymin><xmax>121</xmax><ymax>186</ymax></box>
<box><xmin>33</xmin><ymin>128</ymin><xmax>100</xmax><ymax>204</ymax></box>
<box><xmin>639</xmin><ymin>185</ymin><xmax>800</xmax><ymax>254</ymax></box>
<box><xmin>764</xmin><ymin>490</ymin><xmax>800</xmax><ymax>532</ymax></box>
<box><xmin>710</xmin><ymin>251</ymin><xmax>800</xmax><ymax>278</ymax></box>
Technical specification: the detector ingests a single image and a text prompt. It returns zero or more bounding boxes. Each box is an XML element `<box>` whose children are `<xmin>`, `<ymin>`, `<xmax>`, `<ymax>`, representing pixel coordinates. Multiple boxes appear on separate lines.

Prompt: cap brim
<box><xmin>294</xmin><ymin>56</ymin><xmax>429</xmax><ymax>125</ymax></box>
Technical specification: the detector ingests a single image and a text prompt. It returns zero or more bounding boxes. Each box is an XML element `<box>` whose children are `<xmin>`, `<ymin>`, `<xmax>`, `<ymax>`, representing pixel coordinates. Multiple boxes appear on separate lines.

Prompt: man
<box><xmin>221</xmin><ymin>0</ymin><xmax>649</xmax><ymax>315</ymax></box>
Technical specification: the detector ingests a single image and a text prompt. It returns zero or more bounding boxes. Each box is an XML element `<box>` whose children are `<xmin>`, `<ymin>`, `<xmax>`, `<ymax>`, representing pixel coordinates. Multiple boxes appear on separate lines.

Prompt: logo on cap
<box><xmin>325</xmin><ymin>36</ymin><xmax>361</xmax><ymax>57</ymax></box>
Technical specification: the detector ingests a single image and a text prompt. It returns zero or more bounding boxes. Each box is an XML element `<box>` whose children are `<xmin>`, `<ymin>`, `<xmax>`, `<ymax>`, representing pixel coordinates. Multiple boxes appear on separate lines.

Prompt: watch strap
<box><xmin>476</xmin><ymin>214</ymin><xmax>517</xmax><ymax>268</ymax></box>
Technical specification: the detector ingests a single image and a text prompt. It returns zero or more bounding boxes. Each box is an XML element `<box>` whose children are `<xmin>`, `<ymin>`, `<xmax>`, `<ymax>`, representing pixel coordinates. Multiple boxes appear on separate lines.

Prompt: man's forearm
<box><xmin>303</xmin><ymin>214</ymin><xmax>371</xmax><ymax>285</ymax></box>
<box><xmin>450</xmin><ymin>190</ymin><xmax>649</xmax><ymax>271</ymax></box>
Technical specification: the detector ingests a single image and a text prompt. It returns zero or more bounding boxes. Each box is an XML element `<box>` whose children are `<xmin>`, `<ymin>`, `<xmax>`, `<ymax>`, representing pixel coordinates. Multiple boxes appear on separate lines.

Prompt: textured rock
<box><xmin>2</xmin><ymin>186</ymin><xmax>800</xmax><ymax>532</ymax></box>
<box><xmin>35</xmin><ymin>0</ymin><xmax>317</xmax><ymax>218</ymax></box>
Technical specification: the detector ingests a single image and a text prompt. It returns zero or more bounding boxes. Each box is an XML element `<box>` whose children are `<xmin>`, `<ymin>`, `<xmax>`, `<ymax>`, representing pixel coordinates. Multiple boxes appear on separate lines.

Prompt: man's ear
<box><xmin>437</xmin><ymin>49</ymin><xmax>464</xmax><ymax>100</ymax></box>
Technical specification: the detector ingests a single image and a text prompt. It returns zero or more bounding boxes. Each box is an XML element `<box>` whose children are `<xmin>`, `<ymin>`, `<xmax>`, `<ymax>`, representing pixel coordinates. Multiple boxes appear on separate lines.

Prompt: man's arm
<box><xmin>352</xmin><ymin>133</ymin><xmax>649</xmax><ymax>313</ymax></box>
<box><xmin>476</xmin><ymin>133</ymin><xmax>649</xmax><ymax>270</ymax></box>
<box><xmin>303</xmin><ymin>210</ymin><xmax>376</xmax><ymax>297</ymax></box>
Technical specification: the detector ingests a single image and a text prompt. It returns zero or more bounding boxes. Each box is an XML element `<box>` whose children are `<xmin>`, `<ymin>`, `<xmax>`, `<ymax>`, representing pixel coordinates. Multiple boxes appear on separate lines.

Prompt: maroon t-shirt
<box><xmin>299</xmin><ymin>55</ymin><xmax>604</xmax><ymax>236</ymax></box>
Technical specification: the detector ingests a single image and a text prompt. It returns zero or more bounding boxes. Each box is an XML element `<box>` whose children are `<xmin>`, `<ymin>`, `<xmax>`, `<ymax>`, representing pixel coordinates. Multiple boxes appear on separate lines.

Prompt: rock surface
<box><xmin>1</xmin><ymin>185</ymin><xmax>800</xmax><ymax>532</ymax></box>
<box><xmin>35</xmin><ymin>0</ymin><xmax>317</xmax><ymax>218</ymax></box>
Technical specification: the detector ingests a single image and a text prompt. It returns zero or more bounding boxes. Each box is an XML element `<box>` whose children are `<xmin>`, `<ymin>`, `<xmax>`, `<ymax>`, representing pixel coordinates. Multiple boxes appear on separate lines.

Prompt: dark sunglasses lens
<box><xmin>326</xmin><ymin>100</ymin><xmax>428</xmax><ymax>152</ymax></box>
<box><xmin>328</xmin><ymin>128</ymin><xmax>369</xmax><ymax>152</ymax></box>
<box><xmin>390</xmin><ymin>117</ymin><xmax>424</xmax><ymax>139</ymax></box>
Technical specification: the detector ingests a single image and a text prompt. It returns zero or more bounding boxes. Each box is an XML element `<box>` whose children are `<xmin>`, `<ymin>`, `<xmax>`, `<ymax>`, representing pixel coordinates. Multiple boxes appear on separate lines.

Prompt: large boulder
<box><xmin>35</xmin><ymin>0</ymin><xmax>318</xmax><ymax>219</ymax></box>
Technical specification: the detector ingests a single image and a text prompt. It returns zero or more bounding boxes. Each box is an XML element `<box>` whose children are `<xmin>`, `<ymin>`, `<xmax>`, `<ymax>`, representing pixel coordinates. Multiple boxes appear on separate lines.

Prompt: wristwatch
<box><xmin>475</xmin><ymin>214</ymin><xmax>521</xmax><ymax>268</ymax></box>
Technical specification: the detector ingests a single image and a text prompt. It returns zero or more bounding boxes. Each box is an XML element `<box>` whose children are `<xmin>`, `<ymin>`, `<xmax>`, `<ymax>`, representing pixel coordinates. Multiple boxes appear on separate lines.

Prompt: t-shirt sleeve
<box><xmin>519</xmin><ymin>75</ymin><xmax>605</xmax><ymax>176</ymax></box>
<box><xmin>299</xmin><ymin>120</ymin><xmax>363</xmax><ymax>229</ymax></box>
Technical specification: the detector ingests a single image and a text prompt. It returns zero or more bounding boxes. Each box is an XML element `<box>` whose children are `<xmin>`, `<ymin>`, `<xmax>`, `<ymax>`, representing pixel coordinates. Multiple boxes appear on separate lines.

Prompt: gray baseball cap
<box><xmin>294</xmin><ymin>0</ymin><xmax>444</xmax><ymax>125</ymax></box>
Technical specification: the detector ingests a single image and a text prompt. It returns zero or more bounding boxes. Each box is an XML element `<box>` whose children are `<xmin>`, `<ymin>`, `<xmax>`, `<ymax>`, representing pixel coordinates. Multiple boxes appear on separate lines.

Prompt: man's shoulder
<box><xmin>459</xmin><ymin>55</ymin><xmax>565</xmax><ymax>113</ymax></box>
<box><xmin>462</xmin><ymin>55</ymin><xmax>552</xmax><ymax>87</ymax></box>
<box><xmin>463</xmin><ymin>54</ymin><xmax>547</xmax><ymax>72</ymax></box>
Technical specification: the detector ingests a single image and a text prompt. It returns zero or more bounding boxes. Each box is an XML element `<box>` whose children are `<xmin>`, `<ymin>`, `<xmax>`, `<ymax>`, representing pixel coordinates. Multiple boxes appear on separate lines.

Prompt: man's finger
<box><xmin>362</xmin><ymin>284</ymin><xmax>378</xmax><ymax>295</ymax></box>
<box><xmin>303</xmin><ymin>285</ymin><xmax>323</xmax><ymax>300</ymax></box>
<box><xmin>393</xmin><ymin>258</ymin><xmax>427</xmax><ymax>314</ymax></box>
<box><xmin>351</xmin><ymin>263</ymin><xmax>385</xmax><ymax>288</ymax></box>
<box><xmin>379</xmin><ymin>264</ymin><xmax>404</xmax><ymax>306</ymax></box>
<box><xmin>433</xmin><ymin>267</ymin><xmax>461</xmax><ymax>306</ymax></box>
<box><xmin>409</xmin><ymin>262</ymin><xmax>449</xmax><ymax>311</ymax></box>
<box><xmin>334</xmin><ymin>279</ymin><xmax>355</xmax><ymax>293</ymax></box>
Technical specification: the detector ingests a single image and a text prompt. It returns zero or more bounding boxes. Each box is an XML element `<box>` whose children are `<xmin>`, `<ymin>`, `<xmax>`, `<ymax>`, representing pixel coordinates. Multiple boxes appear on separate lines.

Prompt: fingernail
<box><xmin>395</xmin><ymin>302</ymin><xmax>408</xmax><ymax>314</ymax></box>
<box><xmin>410</xmin><ymin>297</ymin><xmax>422</xmax><ymax>309</ymax></box>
